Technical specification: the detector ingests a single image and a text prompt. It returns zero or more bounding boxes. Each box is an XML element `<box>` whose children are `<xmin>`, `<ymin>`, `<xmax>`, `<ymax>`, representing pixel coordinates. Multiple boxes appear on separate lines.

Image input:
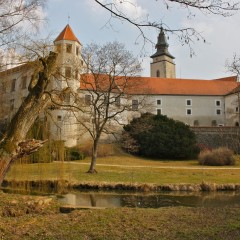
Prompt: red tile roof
<box><xmin>80</xmin><ymin>74</ymin><xmax>240</xmax><ymax>96</ymax></box>
<box><xmin>54</xmin><ymin>24</ymin><xmax>81</xmax><ymax>44</ymax></box>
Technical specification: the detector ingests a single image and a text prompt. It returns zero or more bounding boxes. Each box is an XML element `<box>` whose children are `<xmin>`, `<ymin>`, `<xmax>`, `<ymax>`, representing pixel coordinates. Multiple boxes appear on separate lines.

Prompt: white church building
<box><xmin>0</xmin><ymin>24</ymin><xmax>239</xmax><ymax>147</ymax></box>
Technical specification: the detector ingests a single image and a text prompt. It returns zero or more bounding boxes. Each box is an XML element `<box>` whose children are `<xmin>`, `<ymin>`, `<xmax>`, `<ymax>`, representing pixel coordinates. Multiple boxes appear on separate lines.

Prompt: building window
<box><xmin>66</xmin><ymin>44</ymin><xmax>72</xmax><ymax>53</ymax></box>
<box><xmin>215</xmin><ymin>100</ymin><xmax>221</xmax><ymax>106</ymax></box>
<box><xmin>157</xmin><ymin>99</ymin><xmax>161</xmax><ymax>105</ymax></box>
<box><xmin>186</xmin><ymin>108</ymin><xmax>192</xmax><ymax>115</ymax></box>
<box><xmin>186</xmin><ymin>99</ymin><xmax>192</xmax><ymax>106</ymax></box>
<box><xmin>57</xmin><ymin>115</ymin><xmax>62</xmax><ymax>121</ymax></box>
<box><xmin>132</xmin><ymin>100</ymin><xmax>138</xmax><ymax>111</ymax></box>
<box><xmin>10</xmin><ymin>99</ymin><xmax>14</xmax><ymax>111</ymax></box>
<box><xmin>85</xmin><ymin>94</ymin><xmax>91</xmax><ymax>105</ymax></box>
<box><xmin>216</xmin><ymin>109</ymin><xmax>221</xmax><ymax>115</ymax></box>
<box><xmin>235</xmin><ymin>122</ymin><xmax>239</xmax><ymax>127</ymax></box>
<box><xmin>65</xmin><ymin>67</ymin><xmax>71</xmax><ymax>78</ymax></box>
<box><xmin>11</xmin><ymin>79</ymin><xmax>16</xmax><ymax>92</ymax></box>
<box><xmin>22</xmin><ymin>76</ymin><xmax>27</xmax><ymax>89</ymax></box>
<box><xmin>236</xmin><ymin>107</ymin><xmax>239</xmax><ymax>113</ymax></box>
<box><xmin>157</xmin><ymin>109</ymin><xmax>162</xmax><ymax>115</ymax></box>
<box><xmin>156</xmin><ymin>70</ymin><xmax>160</xmax><ymax>77</ymax></box>
<box><xmin>76</xmin><ymin>46</ymin><xmax>79</xmax><ymax>55</ymax></box>
<box><xmin>115</xmin><ymin>96</ymin><xmax>120</xmax><ymax>107</ymax></box>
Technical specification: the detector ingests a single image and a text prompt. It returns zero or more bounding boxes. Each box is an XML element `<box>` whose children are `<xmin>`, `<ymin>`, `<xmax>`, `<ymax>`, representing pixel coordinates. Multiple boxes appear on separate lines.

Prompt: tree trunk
<box><xmin>87</xmin><ymin>138</ymin><xmax>99</xmax><ymax>173</ymax></box>
<box><xmin>0</xmin><ymin>52</ymin><xmax>57</xmax><ymax>185</ymax></box>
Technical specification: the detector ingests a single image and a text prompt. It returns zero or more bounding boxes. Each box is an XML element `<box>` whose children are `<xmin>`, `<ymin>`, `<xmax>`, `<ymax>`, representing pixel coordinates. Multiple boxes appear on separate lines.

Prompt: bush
<box><xmin>122</xmin><ymin>113</ymin><xmax>199</xmax><ymax>159</ymax></box>
<box><xmin>66</xmin><ymin>146</ymin><xmax>86</xmax><ymax>160</ymax></box>
<box><xmin>198</xmin><ymin>147</ymin><xmax>235</xmax><ymax>166</ymax></box>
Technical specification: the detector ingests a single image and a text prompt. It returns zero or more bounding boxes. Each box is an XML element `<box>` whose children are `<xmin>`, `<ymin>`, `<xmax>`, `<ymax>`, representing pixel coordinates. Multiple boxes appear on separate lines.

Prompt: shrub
<box><xmin>122</xmin><ymin>113</ymin><xmax>199</xmax><ymax>159</ymax></box>
<box><xmin>66</xmin><ymin>146</ymin><xmax>86</xmax><ymax>160</ymax></box>
<box><xmin>75</xmin><ymin>141</ymin><xmax>118</xmax><ymax>158</ymax></box>
<box><xmin>198</xmin><ymin>147</ymin><xmax>235</xmax><ymax>166</ymax></box>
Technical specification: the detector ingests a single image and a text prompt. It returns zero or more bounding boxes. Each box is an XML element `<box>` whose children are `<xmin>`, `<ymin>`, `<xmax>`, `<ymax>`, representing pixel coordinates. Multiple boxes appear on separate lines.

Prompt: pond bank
<box><xmin>2</xmin><ymin>179</ymin><xmax>240</xmax><ymax>192</ymax></box>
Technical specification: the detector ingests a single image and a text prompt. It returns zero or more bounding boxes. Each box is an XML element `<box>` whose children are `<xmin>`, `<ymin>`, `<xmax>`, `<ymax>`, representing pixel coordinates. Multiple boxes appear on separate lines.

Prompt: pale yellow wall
<box><xmin>150</xmin><ymin>55</ymin><xmax>176</xmax><ymax>78</ymax></box>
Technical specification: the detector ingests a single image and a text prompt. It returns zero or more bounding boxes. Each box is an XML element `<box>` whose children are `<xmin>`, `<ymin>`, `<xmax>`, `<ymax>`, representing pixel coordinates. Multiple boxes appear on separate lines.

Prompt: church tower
<box><xmin>150</xmin><ymin>28</ymin><xmax>176</xmax><ymax>78</ymax></box>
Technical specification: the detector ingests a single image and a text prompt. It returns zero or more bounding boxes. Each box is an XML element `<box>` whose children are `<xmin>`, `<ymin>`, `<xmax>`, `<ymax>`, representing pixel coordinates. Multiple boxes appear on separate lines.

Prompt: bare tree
<box><xmin>226</xmin><ymin>54</ymin><xmax>240</xmax><ymax>126</ymax></box>
<box><xmin>0</xmin><ymin>0</ymin><xmax>46</xmax><ymax>69</ymax></box>
<box><xmin>73</xmin><ymin>42</ymin><xmax>150</xmax><ymax>173</ymax></box>
<box><xmin>94</xmin><ymin>0</ymin><xmax>239</xmax><ymax>55</ymax></box>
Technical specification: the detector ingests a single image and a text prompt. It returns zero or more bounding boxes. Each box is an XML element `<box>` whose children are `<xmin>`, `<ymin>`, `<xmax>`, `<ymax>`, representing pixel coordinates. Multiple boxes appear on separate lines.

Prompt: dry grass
<box><xmin>0</xmin><ymin>191</ymin><xmax>240</xmax><ymax>240</ymax></box>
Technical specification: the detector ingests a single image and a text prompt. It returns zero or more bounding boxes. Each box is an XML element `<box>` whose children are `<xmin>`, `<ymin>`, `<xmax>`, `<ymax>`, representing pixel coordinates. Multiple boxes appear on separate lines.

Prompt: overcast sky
<box><xmin>43</xmin><ymin>0</ymin><xmax>240</xmax><ymax>80</ymax></box>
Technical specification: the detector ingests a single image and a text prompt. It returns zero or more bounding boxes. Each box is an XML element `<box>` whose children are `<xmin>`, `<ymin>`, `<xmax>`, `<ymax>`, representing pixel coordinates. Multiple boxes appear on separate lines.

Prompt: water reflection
<box><xmin>57</xmin><ymin>191</ymin><xmax>240</xmax><ymax>208</ymax></box>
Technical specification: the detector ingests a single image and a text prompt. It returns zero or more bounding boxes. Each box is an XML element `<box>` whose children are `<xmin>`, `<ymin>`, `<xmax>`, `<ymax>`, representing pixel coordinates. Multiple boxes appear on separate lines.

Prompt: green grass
<box><xmin>6</xmin><ymin>155</ymin><xmax>240</xmax><ymax>185</ymax></box>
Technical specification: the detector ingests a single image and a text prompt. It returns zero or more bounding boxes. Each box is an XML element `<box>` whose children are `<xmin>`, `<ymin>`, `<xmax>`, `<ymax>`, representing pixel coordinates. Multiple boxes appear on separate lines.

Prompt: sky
<box><xmin>41</xmin><ymin>0</ymin><xmax>240</xmax><ymax>80</ymax></box>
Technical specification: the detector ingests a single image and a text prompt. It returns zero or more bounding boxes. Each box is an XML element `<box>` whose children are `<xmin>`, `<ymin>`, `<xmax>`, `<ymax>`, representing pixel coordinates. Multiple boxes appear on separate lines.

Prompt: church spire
<box><xmin>150</xmin><ymin>28</ymin><xmax>174</xmax><ymax>59</ymax></box>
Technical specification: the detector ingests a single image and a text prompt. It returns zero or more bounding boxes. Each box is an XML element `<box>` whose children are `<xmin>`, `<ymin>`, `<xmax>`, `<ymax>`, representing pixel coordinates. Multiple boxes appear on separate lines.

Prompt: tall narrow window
<box><xmin>66</xmin><ymin>44</ymin><xmax>72</xmax><ymax>53</ymax></box>
<box><xmin>156</xmin><ymin>70</ymin><xmax>160</xmax><ymax>77</ymax></box>
<box><xmin>11</xmin><ymin>79</ymin><xmax>16</xmax><ymax>92</ymax></box>
<box><xmin>157</xmin><ymin>99</ymin><xmax>161</xmax><ymax>105</ymax></box>
<box><xmin>132</xmin><ymin>100</ymin><xmax>138</xmax><ymax>111</ymax></box>
<box><xmin>65</xmin><ymin>67</ymin><xmax>71</xmax><ymax>78</ymax></box>
<box><xmin>22</xmin><ymin>76</ymin><xmax>27</xmax><ymax>89</ymax></box>
<box><xmin>85</xmin><ymin>94</ymin><xmax>91</xmax><ymax>105</ymax></box>
<box><xmin>76</xmin><ymin>46</ymin><xmax>79</xmax><ymax>55</ymax></box>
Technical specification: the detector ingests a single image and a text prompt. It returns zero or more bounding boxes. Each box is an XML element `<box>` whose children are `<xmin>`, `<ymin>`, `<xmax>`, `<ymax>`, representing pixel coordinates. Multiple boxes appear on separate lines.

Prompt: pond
<box><xmin>2</xmin><ymin>188</ymin><xmax>240</xmax><ymax>208</ymax></box>
<box><xmin>56</xmin><ymin>191</ymin><xmax>240</xmax><ymax>208</ymax></box>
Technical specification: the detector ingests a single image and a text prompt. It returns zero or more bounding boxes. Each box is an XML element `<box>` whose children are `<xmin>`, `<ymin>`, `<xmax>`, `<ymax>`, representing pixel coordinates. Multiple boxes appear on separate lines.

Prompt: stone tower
<box><xmin>53</xmin><ymin>24</ymin><xmax>83</xmax><ymax>90</ymax></box>
<box><xmin>50</xmin><ymin>24</ymin><xmax>84</xmax><ymax>147</ymax></box>
<box><xmin>150</xmin><ymin>28</ymin><xmax>176</xmax><ymax>78</ymax></box>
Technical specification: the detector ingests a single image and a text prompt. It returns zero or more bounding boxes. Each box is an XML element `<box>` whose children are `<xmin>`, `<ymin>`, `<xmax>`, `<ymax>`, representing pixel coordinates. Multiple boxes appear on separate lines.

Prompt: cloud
<box><xmin>86</xmin><ymin>0</ymin><xmax>147</xmax><ymax>19</ymax></box>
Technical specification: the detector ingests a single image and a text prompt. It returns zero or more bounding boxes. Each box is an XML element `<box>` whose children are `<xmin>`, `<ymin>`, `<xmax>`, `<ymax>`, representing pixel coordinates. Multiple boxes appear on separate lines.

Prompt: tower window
<box><xmin>57</xmin><ymin>115</ymin><xmax>62</xmax><ymax>121</ymax></box>
<box><xmin>11</xmin><ymin>79</ymin><xmax>16</xmax><ymax>92</ymax></box>
<box><xmin>157</xmin><ymin>99</ymin><xmax>162</xmax><ymax>105</ymax></box>
<box><xmin>156</xmin><ymin>70</ymin><xmax>160</xmax><ymax>77</ymax></box>
<box><xmin>66</xmin><ymin>44</ymin><xmax>72</xmax><ymax>53</ymax></box>
<box><xmin>85</xmin><ymin>94</ymin><xmax>91</xmax><ymax>105</ymax></box>
<box><xmin>76</xmin><ymin>46</ymin><xmax>79</xmax><ymax>55</ymax></box>
<box><xmin>132</xmin><ymin>100</ymin><xmax>138</xmax><ymax>111</ymax></box>
<box><xmin>22</xmin><ymin>76</ymin><xmax>27</xmax><ymax>89</ymax></box>
<box><xmin>65</xmin><ymin>67</ymin><xmax>72</xmax><ymax>78</ymax></box>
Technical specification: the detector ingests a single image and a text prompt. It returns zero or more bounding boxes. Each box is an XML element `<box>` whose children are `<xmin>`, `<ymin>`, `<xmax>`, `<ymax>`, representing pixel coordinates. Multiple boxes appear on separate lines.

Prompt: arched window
<box><xmin>156</xmin><ymin>70</ymin><xmax>160</xmax><ymax>77</ymax></box>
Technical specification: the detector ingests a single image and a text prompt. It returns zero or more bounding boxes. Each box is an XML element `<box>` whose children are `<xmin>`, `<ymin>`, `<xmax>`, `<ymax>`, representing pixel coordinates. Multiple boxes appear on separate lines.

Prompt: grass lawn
<box><xmin>6</xmin><ymin>154</ymin><xmax>240</xmax><ymax>185</ymax></box>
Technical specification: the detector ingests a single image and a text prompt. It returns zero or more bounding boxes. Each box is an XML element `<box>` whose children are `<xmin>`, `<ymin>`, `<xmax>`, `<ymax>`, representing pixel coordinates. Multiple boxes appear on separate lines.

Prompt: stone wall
<box><xmin>191</xmin><ymin>127</ymin><xmax>240</xmax><ymax>153</ymax></box>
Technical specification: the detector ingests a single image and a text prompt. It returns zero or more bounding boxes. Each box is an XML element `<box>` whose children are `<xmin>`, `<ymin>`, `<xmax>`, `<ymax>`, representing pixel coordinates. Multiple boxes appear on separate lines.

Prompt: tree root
<box><xmin>86</xmin><ymin>169</ymin><xmax>98</xmax><ymax>174</ymax></box>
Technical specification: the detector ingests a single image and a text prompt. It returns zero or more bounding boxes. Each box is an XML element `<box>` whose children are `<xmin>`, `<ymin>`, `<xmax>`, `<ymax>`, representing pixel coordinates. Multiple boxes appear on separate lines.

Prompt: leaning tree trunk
<box><xmin>0</xmin><ymin>52</ymin><xmax>57</xmax><ymax>185</ymax></box>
